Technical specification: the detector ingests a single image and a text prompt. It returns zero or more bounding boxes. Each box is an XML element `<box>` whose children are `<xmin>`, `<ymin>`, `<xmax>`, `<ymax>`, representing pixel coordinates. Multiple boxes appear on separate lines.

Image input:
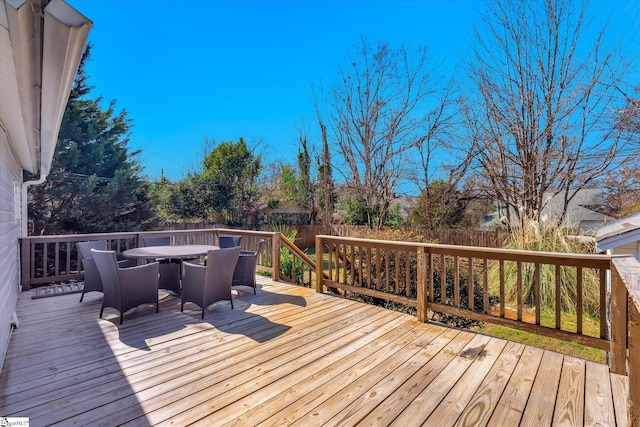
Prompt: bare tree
<box><xmin>318</xmin><ymin>38</ymin><xmax>451</xmax><ymax>229</ymax></box>
<box><xmin>465</xmin><ymin>0</ymin><xmax>638</xmax><ymax>230</ymax></box>
<box><xmin>601</xmin><ymin>164</ymin><xmax>640</xmax><ymax>218</ymax></box>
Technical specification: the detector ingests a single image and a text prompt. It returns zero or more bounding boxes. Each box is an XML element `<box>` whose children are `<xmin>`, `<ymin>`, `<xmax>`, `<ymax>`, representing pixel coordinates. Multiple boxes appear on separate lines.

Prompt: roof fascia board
<box><xmin>39</xmin><ymin>0</ymin><xmax>90</xmax><ymax>177</ymax></box>
<box><xmin>3</xmin><ymin>0</ymin><xmax>41</xmax><ymax>172</ymax></box>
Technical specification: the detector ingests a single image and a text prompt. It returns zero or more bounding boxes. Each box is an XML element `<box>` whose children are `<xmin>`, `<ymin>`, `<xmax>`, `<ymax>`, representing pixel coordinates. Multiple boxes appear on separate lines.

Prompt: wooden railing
<box><xmin>18</xmin><ymin>228</ymin><xmax>330</xmax><ymax>291</ymax></box>
<box><xmin>19</xmin><ymin>229</ymin><xmax>283</xmax><ymax>290</ymax></box>
<box><xmin>316</xmin><ymin>235</ymin><xmax>612</xmax><ymax>349</ymax></box>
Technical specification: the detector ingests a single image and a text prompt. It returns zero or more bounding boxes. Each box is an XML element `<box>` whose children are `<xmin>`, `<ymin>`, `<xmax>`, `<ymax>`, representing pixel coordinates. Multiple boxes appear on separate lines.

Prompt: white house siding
<box><xmin>611</xmin><ymin>242</ymin><xmax>640</xmax><ymax>260</ymax></box>
<box><xmin>0</xmin><ymin>128</ymin><xmax>21</xmax><ymax>366</ymax></box>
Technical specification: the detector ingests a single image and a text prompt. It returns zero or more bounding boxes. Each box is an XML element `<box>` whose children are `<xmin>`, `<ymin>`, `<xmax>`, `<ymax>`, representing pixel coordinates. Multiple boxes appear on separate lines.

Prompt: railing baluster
<box><xmin>406</xmin><ymin>250</ymin><xmax>411</xmax><ymax>297</ymax></box>
<box><xmin>66</xmin><ymin>242</ymin><xmax>71</xmax><ymax>276</ymax></box>
<box><xmin>577</xmin><ymin>267</ymin><xmax>583</xmax><ymax>335</ymax></box>
<box><xmin>358</xmin><ymin>246</ymin><xmax>365</xmax><ymax>287</ymax></box>
<box><xmin>385</xmin><ymin>249</ymin><xmax>390</xmax><ymax>293</ymax></box>
<box><xmin>517</xmin><ymin>261</ymin><xmax>522</xmax><ymax>321</ymax></box>
<box><xmin>454</xmin><ymin>255</ymin><xmax>460</xmax><ymax>307</ymax></box>
<box><xmin>343</xmin><ymin>243</ymin><xmax>348</xmax><ymax>285</ymax></box>
<box><xmin>441</xmin><ymin>254</ymin><xmax>446</xmax><ymax>304</ymax></box>
<box><xmin>535</xmin><ymin>263</ymin><xmax>541</xmax><ymax>325</ymax></box>
<box><xmin>328</xmin><ymin>243</ymin><xmax>333</xmax><ymax>282</ymax></box>
<box><xmin>499</xmin><ymin>260</ymin><xmax>505</xmax><ymax>318</ymax></box>
<box><xmin>394</xmin><ymin>251</ymin><xmax>400</xmax><ymax>295</ymax></box>
<box><xmin>483</xmin><ymin>258</ymin><xmax>489</xmax><ymax>314</ymax></box>
<box><xmin>376</xmin><ymin>248</ymin><xmax>382</xmax><ymax>291</ymax></box>
<box><xmin>600</xmin><ymin>268</ymin><xmax>608</xmax><ymax>340</ymax></box>
<box><xmin>469</xmin><ymin>257</ymin><xmax>474</xmax><ymax>311</ymax></box>
<box><xmin>54</xmin><ymin>242</ymin><xmax>60</xmax><ymax>277</ymax></box>
<box><xmin>42</xmin><ymin>243</ymin><xmax>47</xmax><ymax>280</ymax></box>
<box><xmin>367</xmin><ymin>247</ymin><xmax>372</xmax><ymax>289</ymax></box>
<box><xmin>350</xmin><ymin>244</ymin><xmax>355</xmax><ymax>287</ymax></box>
<box><xmin>428</xmin><ymin>252</ymin><xmax>434</xmax><ymax>302</ymax></box>
<box><xmin>556</xmin><ymin>265</ymin><xmax>562</xmax><ymax>330</ymax></box>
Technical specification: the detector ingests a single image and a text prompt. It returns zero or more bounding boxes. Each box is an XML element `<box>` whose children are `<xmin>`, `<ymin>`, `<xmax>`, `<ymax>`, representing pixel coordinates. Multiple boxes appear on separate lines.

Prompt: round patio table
<box><xmin>122</xmin><ymin>245</ymin><xmax>220</xmax><ymax>295</ymax></box>
<box><xmin>122</xmin><ymin>244</ymin><xmax>219</xmax><ymax>260</ymax></box>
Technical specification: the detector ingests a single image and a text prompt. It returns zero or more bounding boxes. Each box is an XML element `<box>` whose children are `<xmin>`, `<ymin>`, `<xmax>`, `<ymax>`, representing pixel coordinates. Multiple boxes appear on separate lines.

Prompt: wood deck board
<box><xmin>387</xmin><ymin>334</ymin><xmax>494</xmax><ymax>426</ymax></box>
<box><xmin>585</xmin><ymin>360</ymin><xmax>617</xmax><ymax>427</ymax></box>
<box><xmin>249</xmin><ymin>324</ymin><xmax>441</xmax><ymax>427</ymax></box>
<box><xmin>454</xmin><ymin>341</ymin><xmax>526</xmax><ymax>427</ymax></box>
<box><xmin>519</xmin><ymin>350</ymin><xmax>564</xmax><ymax>426</ymax></box>
<box><xmin>0</xmin><ymin>277</ymin><xmax>627</xmax><ymax>426</ymax></box>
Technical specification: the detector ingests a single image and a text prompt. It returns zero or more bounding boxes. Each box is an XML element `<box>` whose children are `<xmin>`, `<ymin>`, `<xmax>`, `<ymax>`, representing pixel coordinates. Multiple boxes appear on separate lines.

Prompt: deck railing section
<box><xmin>19</xmin><ymin>229</ymin><xmax>284</xmax><ymax>290</ymax></box>
<box><xmin>316</xmin><ymin>235</ymin><xmax>612</xmax><ymax>351</ymax></box>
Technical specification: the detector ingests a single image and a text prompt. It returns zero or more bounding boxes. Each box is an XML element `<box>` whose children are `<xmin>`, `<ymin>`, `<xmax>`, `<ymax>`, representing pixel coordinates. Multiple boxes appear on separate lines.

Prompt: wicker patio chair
<box><xmin>91</xmin><ymin>248</ymin><xmax>160</xmax><ymax>324</ymax></box>
<box><xmin>77</xmin><ymin>240</ymin><xmax>107</xmax><ymax>302</ymax></box>
<box><xmin>218</xmin><ymin>235</ymin><xmax>242</xmax><ymax>248</ymax></box>
<box><xmin>181</xmin><ymin>246</ymin><xmax>241</xmax><ymax>319</ymax></box>
<box><xmin>142</xmin><ymin>236</ymin><xmax>181</xmax><ymax>295</ymax></box>
<box><xmin>232</xmin><ymin>239</ymin><xmax>267</xmax><ymax>295</ymax></box>
<box><xmin>142</xmin><ymin>236</ymin><xmax>170</xmax><ymax>247</ymax></box>
<box><xmin>77</xmin><ymin>240</ymin><xmax>131</xmax><ymax>302</ymax></box>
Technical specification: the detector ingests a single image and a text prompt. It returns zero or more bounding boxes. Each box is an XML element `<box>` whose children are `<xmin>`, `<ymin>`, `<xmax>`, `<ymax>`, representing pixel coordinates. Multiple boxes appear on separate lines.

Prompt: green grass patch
<box><xmin>473</xmin><ymin>307</ymin><xmax>606</xmax><ymax>363</ymax></box>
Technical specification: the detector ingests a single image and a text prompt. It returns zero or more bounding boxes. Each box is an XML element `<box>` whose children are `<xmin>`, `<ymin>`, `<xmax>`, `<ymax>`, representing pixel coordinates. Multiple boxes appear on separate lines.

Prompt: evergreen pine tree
<box><xmin>28</xmin><ymin>45</ymin><xmax>160</xmax><ymax>235</ymax></box>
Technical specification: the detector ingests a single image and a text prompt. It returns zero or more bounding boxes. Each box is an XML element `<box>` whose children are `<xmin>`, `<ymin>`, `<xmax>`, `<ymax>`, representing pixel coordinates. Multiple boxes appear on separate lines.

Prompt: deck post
<box><xmin>416</xmin><ymin>247</ymin><xmax>427</xmax><ymax>323</ymax></box>
<box><xmin>20</xmin><ymin>238</ymin><xmax>31</xmax><ymax>291</ymax></box>
<box><xmin>610</xmin><ymin>261</ymin><xmax>628</xmax><ymax>375</ymax></box>
<box><xmin>315</xmin><ymin>235</ymin><xmax>324</xmax><ymax>293</ymax></box>
<box><xmin>272</xmin><ymin>233</ymin><xmax>281</xmax><ymax>283</ymax></box>
<box><xmin>630</xmin><ymin>303</ymin><xmax>640</xmax><ymax>426</ymax></box>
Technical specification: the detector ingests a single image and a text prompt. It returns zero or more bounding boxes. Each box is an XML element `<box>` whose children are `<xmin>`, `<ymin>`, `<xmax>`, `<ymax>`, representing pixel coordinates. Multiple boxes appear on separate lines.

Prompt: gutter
<box><xmin>19</xmin><ymin>0</ymin><xmax>45</xmax><ymax>237</ymax></box>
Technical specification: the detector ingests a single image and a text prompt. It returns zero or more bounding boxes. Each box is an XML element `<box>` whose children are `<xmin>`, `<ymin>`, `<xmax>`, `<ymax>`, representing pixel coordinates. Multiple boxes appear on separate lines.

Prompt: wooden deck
<box><xmin>0</xmin><ymin>277</ymin><xmax>629</xmax><ymax>426</ymax></box>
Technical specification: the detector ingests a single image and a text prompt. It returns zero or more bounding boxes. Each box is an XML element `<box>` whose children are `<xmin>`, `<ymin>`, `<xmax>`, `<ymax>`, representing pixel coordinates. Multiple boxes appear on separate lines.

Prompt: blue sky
<box><xmin>66</xmin><ymin>0</ymin><xmax>638</xmax><ymax>183</ymax></box>
<box><xmin>66</xmin><ymin>0</ymin><xmax>481</xmax><ymax>181</ymax></box>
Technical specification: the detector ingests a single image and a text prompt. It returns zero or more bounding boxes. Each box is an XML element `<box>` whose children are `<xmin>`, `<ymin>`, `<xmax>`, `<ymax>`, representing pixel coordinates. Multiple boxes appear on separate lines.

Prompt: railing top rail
<box><xmin>316</xmin><ymin>234</ymin><xmax>612</xmax><ymax>269</ymax></box>
<box><xmin>20</xmin><ymin>228</ymin><xmax>280</xmax><ymax>243</ymax></box>
<box><xmin>213</xmin><ymin>228</ymin><xmax>279</xmax><ymax>238</ymax></box>
<box><xmin>281</xmin><ymin>234</ymin><xmax>316</xmax><ymax>271</ymax></box>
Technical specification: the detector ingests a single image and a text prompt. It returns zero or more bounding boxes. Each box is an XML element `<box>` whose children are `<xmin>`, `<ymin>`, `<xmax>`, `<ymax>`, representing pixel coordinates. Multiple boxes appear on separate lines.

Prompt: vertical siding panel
<box><xmin>0</xmin><ymin>133</ymin><xmax>21</xmax><ymax>367</ymax></box>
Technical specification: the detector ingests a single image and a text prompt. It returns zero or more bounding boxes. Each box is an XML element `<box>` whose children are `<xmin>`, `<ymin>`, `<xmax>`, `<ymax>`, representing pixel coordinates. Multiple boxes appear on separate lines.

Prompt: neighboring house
<box><xmin>266</xmin><ymin>205</ymin><xmax>312</xmax><ymax>225</ymax></box>
<box><xmin>595</xmin><ymin>212</ymin><xmax>640</xmax><ymax>259</ymax></box>
<box><xmin>481</xmin><ymin>189</ymin><xmax>613</xmax><ymax>234</ymax></box>
<box><xmin>392</xmin><ymin>196</ymin><xmax>417</xmax><ymax>221</ymax></box>
<box><xmin>0</xmin><ymin>0</ymin><xmax>90</xmax><ymax>368</ymax></box>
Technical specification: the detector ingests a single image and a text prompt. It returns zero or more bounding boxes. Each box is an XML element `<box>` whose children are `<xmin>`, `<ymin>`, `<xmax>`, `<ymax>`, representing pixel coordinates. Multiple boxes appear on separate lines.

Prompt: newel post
<box><xmin>315</xmin><ymin>235</ymin><xmax>324</xmax><ymax>293</ymax></box>
<box><xmin>20</xmin><ymin>238</ymin><xmax>31</xmax><ymax>291</ymax></box>
<box><xmin>272</xmin><ymin>233</ymin><xmax>281</xmax><ymax>282</ymax></box>
<box><xmin>610</xmin><ymin>261</ymin><xmax>628</xmax><ymax>375</ymax></box>
<box><xmin>629</xmin><ymin>303</ymin><xmax>640</xmax><ymax>427</ymax></box>
<box><xmin>611</xmin><ymin>256</ymin><xmax>640</xmax><ymax>426</ymax></box>
<box><xmin>416</xmin><ymin>246</ymin><xmax>427</xmax><ymax>323</ymax></box>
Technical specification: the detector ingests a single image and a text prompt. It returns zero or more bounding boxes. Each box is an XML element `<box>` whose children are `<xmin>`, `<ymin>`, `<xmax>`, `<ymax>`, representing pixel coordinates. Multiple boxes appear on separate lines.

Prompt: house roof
<box><xmin>595</xmin><ymin>212</ymin><xmax>640</xmax><ymax>252</ymax></box>
<box><xmin>481</xmin><ymin>189</ymin><xmax>613</xmax><ymax>230</ymax></box>
<box><xmin>1</xmin><ymin>0</ymin><xmax>91</xmax><ymax>175</ymax></box>
<box><xmin>540</xmin><ymin>189</ymin><xmax>613</xmax><ymax>226</ymax></box>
